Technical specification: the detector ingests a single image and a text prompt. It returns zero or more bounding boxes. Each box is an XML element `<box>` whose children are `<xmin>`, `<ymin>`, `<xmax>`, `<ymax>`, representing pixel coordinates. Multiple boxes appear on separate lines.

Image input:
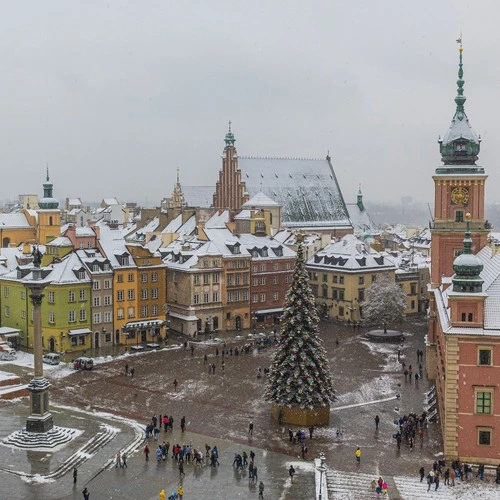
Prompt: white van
<box><xmin>43</xmin><ymin>353</ymin><xmax>61</xmax><ymax>365</ymax></box>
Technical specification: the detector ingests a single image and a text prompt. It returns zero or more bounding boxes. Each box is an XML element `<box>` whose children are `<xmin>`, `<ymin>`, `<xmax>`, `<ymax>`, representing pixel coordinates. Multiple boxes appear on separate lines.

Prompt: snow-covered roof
<box><xmin>242</xmin><ymin>191</ymin><xmax>280</xmax><ymax>208</ymax></box>
<box><xmin>442</xmin><ymin>112</ymin><xmax>479</xmax><ymax>145</ymax></box>
<box><xmin>238</xmin><ymin>157</ymin><xmax>352</xmax><ymax>229</ymax></box>
<box><xmin>126</xmin><ymin>217</ymin><xmax>160</xmax><ymax>242</ymax></box>
<box><xmin>0</xmin><ymin>213</ymin><xmax>31</xmax><ymax>228</ymax></box>
<box><xmin>434</xmin><ymin>244</ymin><xmax>500</xmax><ymax>334</ymax></box>
<box><xmin>103</xmin><ymin>198</ymin><xmax>119</xmax><ymax>206</ymax></box>
<box><xmin>76</xmin><ymin>227</ymin><xmax>95</xmax><ymax>237</ymax></box>
<box><xmin>346</xmin><ymin>203</ymin><xmax>380</xmax><ymax>237</ymax></box>
<box><xmin>238</xmin><ymin>233</ymin><xmax>295</xmax><ymax>259</ymax></box>
<box><xmin>97</xmin><ymin>225</ymin><xmax>135</xmax><ymax>268</ymax></box>
<box><xmin>47</xmin><ymin>236</ymin><xmax>73</xmax><ymax>247</ymax></box>
<box><xmin>307</xmin><ymin>234</ymin><xmax>396</xmax><ymax>273</ymax></box>
<box><xmin>205</xmin><ymin>210</ymin><xmax>229</xmax><ymax>229</ymax></box>
<box><xmin>182</xmin><ymin>186</ymin><xmax>215</xmax><ymax>208</ymax></box>
<box><xmin>67</xmin><ymin>198</ymin><xmax>82</xmax><ymax>206</ymax></box>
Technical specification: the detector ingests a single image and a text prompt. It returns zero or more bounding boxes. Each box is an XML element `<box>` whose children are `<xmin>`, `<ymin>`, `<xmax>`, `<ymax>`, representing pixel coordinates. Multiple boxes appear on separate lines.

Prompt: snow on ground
<box><xmin>0</xmin><ymin>370</ymin><xmax>19</xmax><ymax>381</ymax></box>
<box><xmin>359</xmin><ymin>340</ymin><xmax>401</xmax><ymax>373</ymax></box>
<box><xmin>338</xmin><ymin>373</ymin><xmax>396</xmax><ymax>406</ymax></box>
<box><xmin>327</xmin><ymin>468</ymin><xmax>500</xmax><ymax>499</ymax></box>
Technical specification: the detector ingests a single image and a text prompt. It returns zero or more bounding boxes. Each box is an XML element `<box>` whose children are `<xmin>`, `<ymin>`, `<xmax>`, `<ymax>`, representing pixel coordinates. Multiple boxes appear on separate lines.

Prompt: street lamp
<box><xmin>252</xmin><ymin>313</ymin><xmax>257</xmax><ymax>334</ymax></box>
<box><xmin>317</xmin><ymin>452</ymin><xmax>327</xmax><ymax>500</ymax></box>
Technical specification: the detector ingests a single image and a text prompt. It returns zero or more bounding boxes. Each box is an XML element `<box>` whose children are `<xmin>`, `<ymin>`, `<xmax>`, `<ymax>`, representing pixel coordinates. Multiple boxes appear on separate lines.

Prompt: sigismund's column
<box><xmin>25</xmin><ymin>247</ymin><xmax>53</xmax><ymax>433</ymax></box>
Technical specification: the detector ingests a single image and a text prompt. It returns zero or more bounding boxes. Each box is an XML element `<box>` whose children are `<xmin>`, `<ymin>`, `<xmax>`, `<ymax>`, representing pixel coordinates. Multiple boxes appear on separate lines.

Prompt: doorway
<box><xmin>235</xmin><ymin>316</ymin><xmax>242</xmax><ymax>331</ymax></box>
<box><xmin>49</xmin><ymin>337</ymin><xmax>56</xmax><ymax>352</ymax></box>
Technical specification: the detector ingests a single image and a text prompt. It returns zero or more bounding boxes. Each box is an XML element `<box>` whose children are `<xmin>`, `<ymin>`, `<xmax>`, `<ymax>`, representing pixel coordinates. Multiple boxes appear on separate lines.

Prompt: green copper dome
<box><xmin>452</xmin><ymin>215</ymin><xmax>483</xmax><ymax>293</ymax></box>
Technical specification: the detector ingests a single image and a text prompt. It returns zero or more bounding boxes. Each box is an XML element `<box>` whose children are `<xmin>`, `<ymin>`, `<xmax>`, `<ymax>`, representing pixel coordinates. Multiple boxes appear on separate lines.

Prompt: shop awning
<box><xmin>68</xmin><ymin>328</ymin><xmax>92</xmax><ymax>336</ymax></box>
<box><xmin>169</xmin><ymin>311</ymin><xmax>199</xmax><ymax>322</ymax></box>
<box><xmin>0</xmin><ymin>327</ymin><xmax>21</xmax><ymax>338</ymax></box>
<box><xmin>255</xmin><ymin>308</ymin><xmax>283</xmax><ymax>315</ymax></box>
<box><xmin>124</xmin><ymin>319</ymin><xmax>164</xmax><ymax>330</ymax></box>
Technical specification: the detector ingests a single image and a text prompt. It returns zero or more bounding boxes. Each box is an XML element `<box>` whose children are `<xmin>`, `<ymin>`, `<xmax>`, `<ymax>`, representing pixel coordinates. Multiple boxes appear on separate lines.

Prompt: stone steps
<box><xmin>48</xmin><ymin>423</ymin><xmax>119</xmax><ymax>479</ymax></box>
<box><xmin>327</xmin><ymin>470</ymin><xmax>393</xmax><ymax>499</ymax></box>
<box><xmin>0</xmin><ymin>383</ymin><xmax>28</xmax><ymax>400</ymax></box>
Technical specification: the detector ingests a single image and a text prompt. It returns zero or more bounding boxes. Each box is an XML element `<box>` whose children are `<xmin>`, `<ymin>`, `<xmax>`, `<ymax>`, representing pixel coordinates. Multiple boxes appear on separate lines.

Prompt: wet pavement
<box><xmin>0</xmin><ymin>318</ymin><xmax>451</xmax><ymax>498</ymax></box>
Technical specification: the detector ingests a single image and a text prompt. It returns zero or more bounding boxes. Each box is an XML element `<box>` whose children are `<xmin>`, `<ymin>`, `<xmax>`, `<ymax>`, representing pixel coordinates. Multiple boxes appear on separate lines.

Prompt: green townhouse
<box><xmin>0</xmin><ymin>252</ymin><xmax>92</xmax><ymax>354</ymax></box>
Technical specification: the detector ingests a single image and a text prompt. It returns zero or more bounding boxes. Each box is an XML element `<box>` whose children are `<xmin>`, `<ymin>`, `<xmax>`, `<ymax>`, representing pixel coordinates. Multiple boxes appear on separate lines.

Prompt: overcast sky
<box><xmin>1</xmin><ymin>1</ymin><xmax>499</xmax><ymax>208</ymax></box>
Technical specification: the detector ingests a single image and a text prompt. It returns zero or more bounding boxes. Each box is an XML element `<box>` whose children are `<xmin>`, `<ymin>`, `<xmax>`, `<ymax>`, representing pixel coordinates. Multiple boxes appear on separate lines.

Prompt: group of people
<box><xmin>370</xmin><ymin>476</ymin><xmax>388</xmax><ymax>497</ymax></box>
<box><xmin>392</xmin><ymin>412</ymin><xmax>428</xmax><ymax>451</ymax></box>
<box><xmin>145</xmin><ymin>414</ymin><xmax>177</xmax><ymax>439</ymax></box>
<box><xmin>420</xmin><ymin>459</ymin><xmax>494</xmax><ymax>491</ymax></box>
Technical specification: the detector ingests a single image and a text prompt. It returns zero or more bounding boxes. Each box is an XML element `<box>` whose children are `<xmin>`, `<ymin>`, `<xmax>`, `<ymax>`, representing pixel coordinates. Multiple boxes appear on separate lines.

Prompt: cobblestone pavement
<box><xmin>0</xmin><ymin>318</ymin><xmax>450</xmax><ymax>498</ymax></box>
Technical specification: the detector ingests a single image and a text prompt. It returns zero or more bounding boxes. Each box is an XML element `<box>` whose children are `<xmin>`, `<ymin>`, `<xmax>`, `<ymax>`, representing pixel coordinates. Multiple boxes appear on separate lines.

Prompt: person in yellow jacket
<box><xmin>159</xmin><ymin>490</ymin><xmax>165</xmax><ymax>500</ymax></box>
<box><xmin>355</xmin><ymin>447</ymin><xmax>361</xmax><ymax>466</ymax></box>
<box><xmin>177</xmin><ymin>484</ymin><xmax>184</xmax><ymax>499</ymax></box>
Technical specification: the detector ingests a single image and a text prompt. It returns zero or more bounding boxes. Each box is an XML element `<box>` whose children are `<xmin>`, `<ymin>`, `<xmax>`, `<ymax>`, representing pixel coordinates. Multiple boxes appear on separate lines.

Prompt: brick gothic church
<box><xmin>427</xmin><ymin>44</ymin><xmax>500</xmax><ymax>464</ymax></box>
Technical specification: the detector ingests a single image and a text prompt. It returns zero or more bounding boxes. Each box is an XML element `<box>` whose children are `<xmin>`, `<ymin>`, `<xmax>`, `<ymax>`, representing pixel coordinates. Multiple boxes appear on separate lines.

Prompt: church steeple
<box><xmin>357</xmin><ymin>185</ymin><xmax>364</xmax><ymax>211</ymax></box>
<box><xmin>438</xmin><ymin>43</ymin><xmax>482</xmax><ymax>168</ymax></box>
<box><xmin>224</xmin><ymin>120</ymin><xmax>236</xmax><ymax>151</ymax></box>
<box><xmin>39</xmin><ymin>166</ymin><xmax>59</xmax><ymax>209</ymax></box>
<box><xmin>167</xmin><ymin>167</ymin><xmax>185</xmax><ymax>209</ymax></box>
<box><xmin>213</xmin><ymin>122</ymin><xmax>246</xmax><ymax>211</ymax></box>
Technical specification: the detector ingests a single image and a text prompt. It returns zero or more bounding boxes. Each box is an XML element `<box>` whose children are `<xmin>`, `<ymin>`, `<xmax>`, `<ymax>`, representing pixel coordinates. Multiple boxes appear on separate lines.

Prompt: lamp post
<box><xmin>317</xmin><ymin>452</ymin><xmax>327</xmax><ymax>500</ymax></box>
<box><xmin>252</xmin><ymin>313</ymin><xmax>256</xmax><ymax>334</ymax></box>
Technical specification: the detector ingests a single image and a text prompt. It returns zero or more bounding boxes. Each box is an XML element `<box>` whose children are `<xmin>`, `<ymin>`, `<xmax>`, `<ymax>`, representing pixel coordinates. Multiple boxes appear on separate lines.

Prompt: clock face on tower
<box><xmin>451</xmin><ymin>186</ymin><xmax>469</xmax><ymax>205</ymax></box>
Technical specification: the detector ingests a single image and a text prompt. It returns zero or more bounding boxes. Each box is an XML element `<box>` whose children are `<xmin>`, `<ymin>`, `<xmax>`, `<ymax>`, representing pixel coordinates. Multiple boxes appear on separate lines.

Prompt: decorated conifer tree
<box><xmin>265</xmin><ymin>235</ymin><xmax>334</xmax><ymax>425</ymax></box>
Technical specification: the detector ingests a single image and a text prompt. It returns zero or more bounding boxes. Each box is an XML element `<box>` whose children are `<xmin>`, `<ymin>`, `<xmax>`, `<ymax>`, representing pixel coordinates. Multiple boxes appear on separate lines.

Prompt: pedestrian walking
<box><xmin>82</xmin><ymin>487</ymin><xmax>90</xmax><ymax>500</ymax></box>
<box><xmin>301</xmin><ymin>442</ymin><xmax>308</xmax><ymax>459</ymax></box>
<box><xmin>125</xmin><ymin>364</ymin><xmax>129</xmax><ymax>375</ymax></box>
<box><xmin>289</xmin><ymin>465</ymin><xmax>295</xmax><ymax>483</ymax></box>
<box><xmin>173</xmin><ymin>379</ymin><xmax>178</xmax><ymax>392</ymax></box>
<box><xmin>374</xmin><ymin>415</ymin><xmax>380</xmax><ymax>430</ymax></box>
<box><xmin>180</xmin><ymin>416</ymin><xmax>186</xmax><ymax>432</ymax></box>
<box><xmin>144</xmin><ymin>444</ymin><xmax>150</xmax><ymax>461</ymax></box>
<box><xmin>309</xmin><ymin>425</ymin><xmax>314</xmax><ymax>439</ymax></box>
<box><xmin>130</xmin><ymin>367</ymin><xmax>135</xmax><ymax>378</ymax></box>
<box><xmin>178</xmin><ymin>461</ymin><xmax>185</xmax><ymax>477</ymax></box>
<box><xmin>115</xmin><ymin>451</ymin><xmax>122</xmax><ymax>468</ymax></box>
<box><xmin>427</xmin><ymin>471</ymin><xmax>434</xmax><ymax>491</ymax></box>
<box><xmin>419</xmin><ymin>466</ymin><xmax>425</xmax><ymax>482</ymax></box>
<box><xmin>122</xmin><ymin>452</ymin><xmax>128</xmax><ymax>468</ymax></box>
<box><xmin>259</xmin><ymin>481</ymin><xmax>265</xmax><ymax>499</ymax></box>
<box><xmin>177</xmin><ymin>484</ymin><xmax>184</xmax><ymax>499</ymax></box>
<box><xmin>190</xmin><ymin>344</ymin><xmax>194</xmax><ymax>356</ymax></box>
<box><xmin>248</xmin><ymin>420</ymin><xmax>254</xmax><ymax>436</ymax></box>
<box><xmin>355</xmin><ymin>447</ymin><xmax>361</xmax><ymax>466</ymax></box>
<box><xmin>204</xmin><ymin>354</ymin><xmax>208</xmax><ymax>365</ymax></box>
<box><xmin>73</xmin><ymin>467</ymin><xmax>78</xmax><ymax>484</ymax></box>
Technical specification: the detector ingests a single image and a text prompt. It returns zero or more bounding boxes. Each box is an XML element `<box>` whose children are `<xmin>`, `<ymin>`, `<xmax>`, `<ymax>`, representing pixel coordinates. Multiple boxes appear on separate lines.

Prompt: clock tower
<box><xmin>430</xmin><ymin>44</ymin><xmax>488</xmax><ymax>286</ymax></box>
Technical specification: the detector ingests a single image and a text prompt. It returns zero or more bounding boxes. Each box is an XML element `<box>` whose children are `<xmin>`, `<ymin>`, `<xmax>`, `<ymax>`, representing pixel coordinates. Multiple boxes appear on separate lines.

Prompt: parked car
<box><xmin>43</xmin><ymin>353</ymin><xmax>61</xmax><ymax>365</ymax></box>
<box><xmin>73</xmin><ymin>357</ymin><xmax>94</xmax><ymax>370</ymax></box>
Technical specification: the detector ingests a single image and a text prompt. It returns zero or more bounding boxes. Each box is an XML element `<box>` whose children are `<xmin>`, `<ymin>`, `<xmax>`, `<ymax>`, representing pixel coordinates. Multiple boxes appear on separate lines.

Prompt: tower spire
<box><xmin>46</xmin><ymin>164</ymin><xmax>49</xmax><ymax>182</ymax></box>
<box><xmin>455</xmin><ymin>37</ymin><xmax>466</xmax><ymax>120</ymax></box>
<box><xmin>437</xmin><ymin>40</ymin><xmax>481</xmax><ymax>167</ymax></box>
<box><xmin>224</xmin><ymin>120</ymin><xmax>236</xmax><ymax>149</ymax></box>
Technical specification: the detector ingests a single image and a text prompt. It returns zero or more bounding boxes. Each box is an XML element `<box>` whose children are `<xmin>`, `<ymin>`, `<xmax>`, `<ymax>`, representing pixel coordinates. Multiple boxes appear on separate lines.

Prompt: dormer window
<box><xmin>262</xmin><ymin>248</ymin><xmax>268</xmax><ymax>257</ymax></box>
<box><xmin>92</xmin><ymin>264</ymin><xmax>99</xmax><ymax>272</ymax></box>
<box><xmin>232</xmin><ymin>244</ymin><xmax>241</xmax><ymax>255</ymax></box>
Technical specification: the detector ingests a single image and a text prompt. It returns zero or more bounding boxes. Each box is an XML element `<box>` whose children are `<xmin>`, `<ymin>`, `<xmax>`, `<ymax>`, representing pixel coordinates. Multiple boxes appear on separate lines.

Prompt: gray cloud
<box><xmin>0</xmin><ymin>0</ymin><xmax>498</xmax><ymax>207</ymax></box>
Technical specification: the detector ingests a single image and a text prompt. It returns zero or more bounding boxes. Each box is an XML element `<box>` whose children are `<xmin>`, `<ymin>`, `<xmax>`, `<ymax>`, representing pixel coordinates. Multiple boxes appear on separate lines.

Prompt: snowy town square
<box><xmin>1</xmin><ymin>319</ymin><xmax>499</xmax><ymax>499</ymax></box>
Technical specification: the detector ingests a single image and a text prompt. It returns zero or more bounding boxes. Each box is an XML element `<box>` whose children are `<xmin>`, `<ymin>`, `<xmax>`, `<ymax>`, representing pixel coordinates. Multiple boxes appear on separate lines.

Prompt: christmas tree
<box><xmin>265</xmin><ymin>237</ymin><xmax>334</xmax><ymax>412</ymax></box>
